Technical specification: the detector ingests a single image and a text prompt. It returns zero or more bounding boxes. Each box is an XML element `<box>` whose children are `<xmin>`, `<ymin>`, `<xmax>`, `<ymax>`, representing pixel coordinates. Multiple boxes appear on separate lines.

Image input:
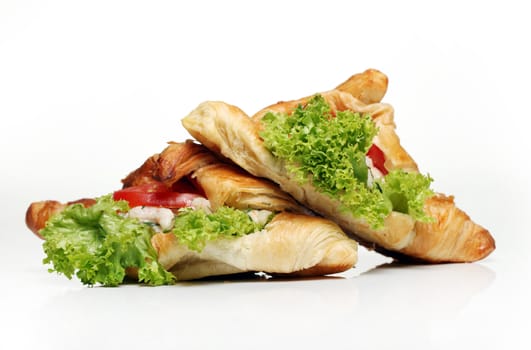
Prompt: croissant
<box><xmin>150</xmin><ymin>212</ymin><xmax>357</xmax><ymax>280</ymax></box>
<box><xmin>26</xmin><ymin>141</ymin><xmax>357</xmax><ymax>282</ymax></box>
<box><xmin>182</xmin><ymin>69</ymin><xmax>495</xmax><ymax>263</ymax></box>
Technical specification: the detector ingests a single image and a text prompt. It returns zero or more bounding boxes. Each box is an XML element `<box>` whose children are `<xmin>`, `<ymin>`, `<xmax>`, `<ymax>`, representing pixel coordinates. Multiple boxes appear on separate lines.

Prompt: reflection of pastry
<box><xmin>182</xmin><ymin>69</ymin><xmax>494</xmax><ymax>263</ymax></box>
<box><xmin>25</xmin><ymin>141</ymin><xmax>357</xmax><ymax>285</ymax></box>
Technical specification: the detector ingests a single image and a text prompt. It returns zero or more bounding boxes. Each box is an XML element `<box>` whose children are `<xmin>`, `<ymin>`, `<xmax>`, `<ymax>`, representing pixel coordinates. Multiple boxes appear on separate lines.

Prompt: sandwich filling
<box><xmin>40</xmin><ymin>185</ymin><xmax>274</xmax><ymax>286</ymax></box>
<box><xmin>259</xmin><ymin>94</ymin><xmax>434</xmax><ymax>229</ymax></box>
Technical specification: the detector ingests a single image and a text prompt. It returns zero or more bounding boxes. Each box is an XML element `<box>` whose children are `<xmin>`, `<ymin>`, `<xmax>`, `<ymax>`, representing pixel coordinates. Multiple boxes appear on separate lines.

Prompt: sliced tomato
<box><xmin>113</xmin><ymin>184</ymin><xmax>202</xmax><ymax>209</ymax></box>
<box><xmin>366</xmin><ymin>144</ymin><xmax>388</xmax><ymax>175</ymax></box>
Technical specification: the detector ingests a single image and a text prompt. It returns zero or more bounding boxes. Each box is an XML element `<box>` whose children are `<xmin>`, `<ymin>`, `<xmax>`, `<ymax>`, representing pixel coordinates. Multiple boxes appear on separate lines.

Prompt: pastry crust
<box><xmin>193</xmin><ymin>163</ymin><xmax>311</xmax><ymax>214</ymax></box>
<box><xmin>26</xmin><ymin>141</ymin><xmax>357</xmax><ymax>280</ymax></box>
<box><xmin>152</xmin><ymin>212</ymin><xmax>357</xmax><ymax>280</ymax></box>
<box><xmin>335</xmin><ymin>68</ymin><xmax>389</xmax><ymax>105</ymax></box>
<box><xmin>25</xmin><ymin>198</ymin><xmax>96</xmax><ymax>239</ymax></box>
<box><xmin>402</xmin><ymin>194</ymin><xmax>495</xmax><ymax>262</ymax></box>
<box><xmin>182</xmin><ymin>70</ymin><xmax>495</xmax><ymax>263</ymax></box>
<box><xmin>121</xmin><ymin>140</ymin><xmax>219</xmax><ymax>188</ymax></box>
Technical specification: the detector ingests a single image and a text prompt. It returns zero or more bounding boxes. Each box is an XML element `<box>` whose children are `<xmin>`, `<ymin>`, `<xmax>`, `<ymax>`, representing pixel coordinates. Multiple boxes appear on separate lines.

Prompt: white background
<box><xmin>1</xmin><ymin>1</ymin><xmax>530</xmax><ymax>349</ymax></box>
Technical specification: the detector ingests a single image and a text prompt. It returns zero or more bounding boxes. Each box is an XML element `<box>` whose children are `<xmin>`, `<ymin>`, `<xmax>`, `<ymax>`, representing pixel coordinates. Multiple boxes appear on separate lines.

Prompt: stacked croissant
<box><xmin>26</xmin><ymin>69</ymin><xmax>495</xmax><ymax>286</ymax></box>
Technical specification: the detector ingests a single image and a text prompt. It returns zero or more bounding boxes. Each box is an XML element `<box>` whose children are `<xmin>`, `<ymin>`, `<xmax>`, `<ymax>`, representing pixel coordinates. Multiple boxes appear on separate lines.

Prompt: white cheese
<box><xmin>128</xmin><ymin>206</ymin><xmax>175</xmax><ymax>231</ymax></box>
<box><xmin>247</xmin><ymin>209</ymin><xmax>273</xmax><ymax>226</ymax></box>
<box><xmin>366</xmin><ymin>156</ymin><xmax>384</xmax><ymax>188</ymax></box>
<box><xmin>190</xmin><ymin>197</ymin><xmax>212</xmax><ymax>213</ymax></box>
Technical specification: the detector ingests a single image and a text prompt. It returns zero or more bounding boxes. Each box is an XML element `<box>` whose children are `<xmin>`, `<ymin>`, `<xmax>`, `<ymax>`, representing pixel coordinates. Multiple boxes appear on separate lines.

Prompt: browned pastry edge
<box><xmin>335</xmin><ymin>68</ymin><xmax>389</xmax><ymax>105</ymax></box>
<box><xmin>121</xmin><ymin>140</ymin><xmax>219</xmax><ymax>188</ymax></box>
<box><xmin>25</xmin><ymin>198</ymin><xmax>96</xmax><ymax>238</ymax></box>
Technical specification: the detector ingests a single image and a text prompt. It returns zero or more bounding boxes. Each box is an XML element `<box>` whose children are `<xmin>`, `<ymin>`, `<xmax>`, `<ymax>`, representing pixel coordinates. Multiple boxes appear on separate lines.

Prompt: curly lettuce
<box><xmin>40</xmin><ymin>195</ymin><xmax>272</xmax><ymax>286</ymax></box>
<box><xmin>172</xmin><ymin>207</ymin><xmax>270</xmax><ymax>252</ymax></box>
<box><xmin>260</xmin><ymin>94</ymin><xmax>434</xmax><ymax>228</ymax></box>
<box><xmin>41</xmin><ymin>195</ymin><xmax>175</xmax><ymax>286</ymax></box>
<box><xmin>376</xmin><ymin>169</ymin><xmax>435</xmax><ymax>223</ymax></box>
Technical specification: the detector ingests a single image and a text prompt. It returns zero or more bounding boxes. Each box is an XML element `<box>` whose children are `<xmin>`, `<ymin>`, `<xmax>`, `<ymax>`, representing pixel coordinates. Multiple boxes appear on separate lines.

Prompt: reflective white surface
<box><xmin>1</xmin><ymin>1</ymin><xmax>530</xmax><ymax>349</ymax></box>
<box><xmin>2</xmin><ymin>243</ymin><xmax>524</xmax><ymax>350</ymax></box>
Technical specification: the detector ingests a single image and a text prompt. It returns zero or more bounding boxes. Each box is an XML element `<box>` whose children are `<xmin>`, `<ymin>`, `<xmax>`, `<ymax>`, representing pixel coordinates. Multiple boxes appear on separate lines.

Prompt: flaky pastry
<box><xmin>182</xmin><ymin>69</ymin><xmax>495</xmax><ymax>263</ymax></box>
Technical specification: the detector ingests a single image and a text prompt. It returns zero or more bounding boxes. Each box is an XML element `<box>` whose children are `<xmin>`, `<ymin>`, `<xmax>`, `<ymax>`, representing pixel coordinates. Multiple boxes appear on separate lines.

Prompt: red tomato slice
<box><xmin>367</xmin><ymin>144</ymin><xmax>388</xmax><ymax>175</ymax></box>
<box><xmin>113</xmin><ymin>185</ymin><xmax>203</xmax><ymax>208</ymax></box>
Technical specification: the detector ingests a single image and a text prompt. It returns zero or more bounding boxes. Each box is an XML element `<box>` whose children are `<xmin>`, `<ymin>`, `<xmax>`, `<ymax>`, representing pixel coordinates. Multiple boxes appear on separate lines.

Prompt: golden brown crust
<box><xmin>120</xmin><ymin>140</ymin><xmax>308</xmax><ymax>213</ymax></box>
<box><xmin>182</xmin><ymin>70</ymin><xmax>495</xmax><ymax>263</ymax></box>
<box><xmin>335</xmin><ymin>68</ymin><xmax>389</xmax><ymax>105</ymax></box>
<box><xmin>150</xmin><ymin>212</ymin><xmax>357</xmax><ymax>280</ymax></box>
<box><xmin>25</xmin><ymin>198</ymin><xmax>96</xmax><ymax>238</ymax></box>
<box><xmin>121</xmin><ymin>140</ymin><xmax>218</xmax><ymax>188</ymax></box>
<box><xmin>193</xmin><ymin>163</ymin><xmax>308</xmax><ymax>213</ymax></box>
<box><xmin>26</xmin><ymin>201</ymin><xmax>65</xmax><ymax>238</ymax></box>
<box><xmin>400</xmin><ymin>194</ymin><xmax>495</xmax><ymax>262</ymax></box>
<box><xmin>184</xmin><ymin>101</ymin><xmax>278</xmax><ymax>178</ymax></box>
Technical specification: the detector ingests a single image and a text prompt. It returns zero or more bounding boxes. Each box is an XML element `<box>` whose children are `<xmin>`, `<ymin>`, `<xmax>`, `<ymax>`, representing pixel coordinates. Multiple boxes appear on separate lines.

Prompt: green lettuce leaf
<box><xmin>172</xmin><ymin>207</ymin><xmax>269</xmax><ymax>252</ymax></box>
<box><xmin>259</xmin><ymin>94</ymin><xmax>434</xmax><ymax>228</ymax></box>
<box><xmin>376</xmin><ymin>169</ymin><xmax>435</xmax><ymax>223</ymax></box>
<box><xmin>40</xmin><ymin>195</ymin><xmax>175</xmax><ymax>286</ymax></box>
<box><xmin>40</xmin><ymin>194</ymin><xmax>275</xmax><ymax>286</ymax></box>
